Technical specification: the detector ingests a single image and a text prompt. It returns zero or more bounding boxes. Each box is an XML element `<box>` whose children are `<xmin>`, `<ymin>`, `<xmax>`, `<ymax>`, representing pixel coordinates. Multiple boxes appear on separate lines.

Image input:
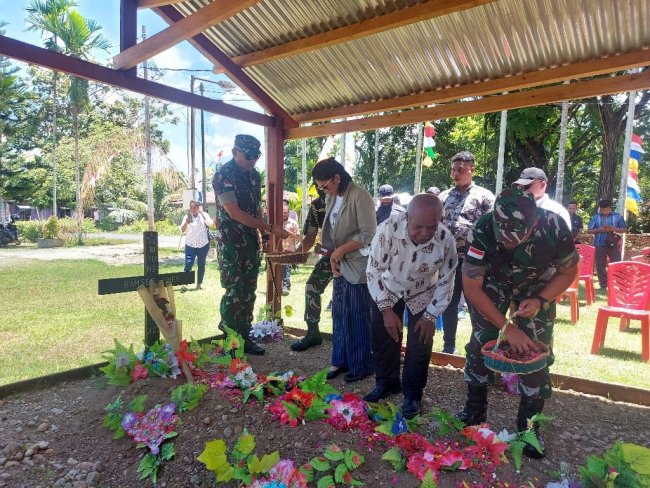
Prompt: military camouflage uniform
<box><xmin>213</xmin><ymin>158</ymin><xmax>262</xmax><ymax>338</ymax></box>
<box><xmin>303</xmin><ymin>196</ymin><xmax>332</xmax><ymax>328</ymax></box>
<box><xmin>462</xmin><ymin>195</ymin><xmax>578</xmax><ymax>399</ymax></box>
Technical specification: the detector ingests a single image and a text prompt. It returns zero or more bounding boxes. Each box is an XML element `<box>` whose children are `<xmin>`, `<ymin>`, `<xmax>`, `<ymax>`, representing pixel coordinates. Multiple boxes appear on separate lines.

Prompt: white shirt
<box><xmin>366</xmin><ymin>212</ymin><xmax>458</xmax><ymax>322</ymax></box>
<box><xmin>329</xmin><ymin>195</ymin><xmax>343</xmax><ymax>227</ymax></box>
<box><xmin>181</xmin><ymin>213</ymin><xmax>210</xmax><ymax>248</ymax></box>
<box><xmin>537</xmin><ymin>194</ymin><xmax>572</xmax><ymax>230</ymax></box>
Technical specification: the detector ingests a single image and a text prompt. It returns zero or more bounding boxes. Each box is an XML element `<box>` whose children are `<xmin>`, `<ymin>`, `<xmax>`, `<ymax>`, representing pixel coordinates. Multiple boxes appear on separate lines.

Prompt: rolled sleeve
<box><xmin>462</xmin><ymin>221</ymin><xmax>489</xmax><ymax>280</ymax></box>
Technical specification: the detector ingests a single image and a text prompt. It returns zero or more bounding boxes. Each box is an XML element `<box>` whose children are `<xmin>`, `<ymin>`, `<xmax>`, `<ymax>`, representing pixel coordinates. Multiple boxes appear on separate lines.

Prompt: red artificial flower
<box><xmin>175</xmin><ymin>340</ymin><xmax>198</xmax><ymax>366</ymax></box>
<box><xmin>229</xmin><ymin>358</ymin><xmax>249</xmax><ymax>374</ymax></box>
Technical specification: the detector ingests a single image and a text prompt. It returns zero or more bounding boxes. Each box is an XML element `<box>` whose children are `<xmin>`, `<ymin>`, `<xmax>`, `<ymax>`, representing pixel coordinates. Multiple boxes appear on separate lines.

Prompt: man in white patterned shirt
<box><xmin>364</xmin><ymin>194</ymin><xmax>458</xmax><ymax>419</ymax></box>
<box><xmin>439</xmin><ymin>151</ymin><xmax>495</xmax><ymax>353</ymax></box>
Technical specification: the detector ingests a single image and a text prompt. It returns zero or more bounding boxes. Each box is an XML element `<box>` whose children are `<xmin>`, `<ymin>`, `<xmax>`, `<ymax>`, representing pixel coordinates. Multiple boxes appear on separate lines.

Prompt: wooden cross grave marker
<box><xmin>98</xmin><ymin>231</ymin><xmax>195</xmax><ymax>346</ymax></box>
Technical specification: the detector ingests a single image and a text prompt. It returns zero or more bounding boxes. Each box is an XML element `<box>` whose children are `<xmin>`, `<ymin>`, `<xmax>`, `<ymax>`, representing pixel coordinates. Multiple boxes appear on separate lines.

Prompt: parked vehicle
<box><xmin>0</xmin><ymin>215</ymin><xmax>20</xmax><ymax>247</ymax></box>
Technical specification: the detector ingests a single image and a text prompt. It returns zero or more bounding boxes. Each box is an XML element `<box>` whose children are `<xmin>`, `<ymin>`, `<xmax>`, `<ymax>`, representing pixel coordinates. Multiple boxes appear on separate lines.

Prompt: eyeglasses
<box><xmin>317</xmin><ymin>177</ymin><xmax>333</xmax><ymax>191</ymax></box>
<box><xmin>516</xmin><ymin>180</ymin><xmax>541</xmax><ymax>190</ymax></box>
<box><xmin>235</xmin><ymin>148</ymin><xmax>261</xmax><ymax>161</ymax></box>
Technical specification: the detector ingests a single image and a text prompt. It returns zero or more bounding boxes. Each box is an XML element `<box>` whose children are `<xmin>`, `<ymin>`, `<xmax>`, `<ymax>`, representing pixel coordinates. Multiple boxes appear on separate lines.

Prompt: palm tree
<box><xmin>26</xmin><ymin>0</ymin><xmax>77</xmax><ymax>218</ymax></box>
<box><xmin>57</xmin><ymin>10</ymin><xmax>110</xmax><ymax>243</ymax></box>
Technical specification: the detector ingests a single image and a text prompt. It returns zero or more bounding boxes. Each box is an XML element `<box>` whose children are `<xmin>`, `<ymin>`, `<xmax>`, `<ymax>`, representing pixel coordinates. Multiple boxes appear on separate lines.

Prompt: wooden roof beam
<box><xmin>295</xmin><ymin>49</ymin><xmax>650</xmax><ymax>123</ymax></box>
<box><xmin>0</xmin><ymin>35</ymin><xmax>274</xmax><ymax>127</ymax></box>
<box><xmin>214</xmin><ymin>0</ymin><xmax>497</xmax><ymax>72</ymax></box>
<box><xmin>155</xmin><ymin>5</ymin><xmax>298</xmax><ymax>129</ymax></box>
<box><xmin>286</xmin><ymin>69</ymin><xmax>650</xmax><ymax>139</ymax></box>
<box><xmin>113</xmin><ymin>0</ymin><xmax>261</xmax><ymax>70</ymax></box>
<box><xmin>137</xmin><ymin>0</ymin><xmax>185</xmax><ymax>8</ymax></box>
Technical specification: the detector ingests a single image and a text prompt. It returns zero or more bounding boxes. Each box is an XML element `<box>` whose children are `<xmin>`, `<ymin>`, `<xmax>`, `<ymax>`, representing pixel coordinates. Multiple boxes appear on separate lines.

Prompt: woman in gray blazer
<box><xmin>312</xmin><ymin>158</ymin><xmax>377</xmax><ymax>383</ymax></box>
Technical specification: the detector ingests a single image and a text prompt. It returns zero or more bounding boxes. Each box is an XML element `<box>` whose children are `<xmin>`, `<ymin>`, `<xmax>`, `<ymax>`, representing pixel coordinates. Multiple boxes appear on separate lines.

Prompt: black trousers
<box><xmin>441</xmin><ymin>258</ymin><xmax>464</xmax><ymax>353</ymax></box>
<box><xmin>370</xmin><ymin>298</ymin><xmax>434</xmax><ymax>401</ymax></box>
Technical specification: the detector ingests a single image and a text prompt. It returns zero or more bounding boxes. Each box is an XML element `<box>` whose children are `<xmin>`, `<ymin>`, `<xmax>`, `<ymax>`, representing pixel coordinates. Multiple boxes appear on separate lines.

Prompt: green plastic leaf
<box><xmin>310</xmin><ymin>457</ymin><xmax>331</xmax><ymax>472</ymax></box>
<box><xmin>334</xmin><ymin>463</ymin><xmax>348</xmax><ymax>483</ymax></box>
<box><xmin>622</xmin><ymin>443</ymin><xmax>650</xmax><ymax>475</ymax></box>
<box><xmin>112</xmin><ymin>427</ymin><xmax>126</xmax><ymax>440</ymax></box>
<box><xmin>305</xmin><ymin>398</ymin><xmax>330</xmax><ymax>421</ymax></box>
<box><xmin>324</xmin><ymin>445</ymin><xmax>345</xmax><ymax>462</ymax></box>
<box><xmin>102</xmin><ymin>412</ymin><xmax>123</xmax><ymax>432</ymax></box>
<box><xmin>316</xmin><ymin>475</ymin><xmax>336</xmax><ymax>488</ymax></box>
<box><xmin>509</xmin><ymin>440</ymin><xmax>525</xmax><ymax>471</ymax></box>
<box><xmin>299</xmin><ymin>464</ymin><xmax>314</xmax><ymax>482</ymax></box>
<box><xmin>282</xmin><ymin>401</ymin><xmax>302</xmax><ymax>420</ymax></box>
<box><xmin>258</xmin><ymin>451</ymin><xmax>280</xmax><ymax>474</ymax></box>
<box><xmin>420</xmin><ymin>470</ymin><xmax>437</xmax><ymax>488</ymax></box>
<box><xmin>382</xmin><ymin>447</ymin><xmax>406</xmax><ymax>471</ymax></box>
<box><xmin>197</xmin><ymin>439</ymin><xmax>228</xmax><ymax>471</ymax></box>
<box><xmin>234</xmin><ymin>433</ymin><xmax>255</xmax><ymax>456</ymax></box>
<box><xmin>216</xmin><ymin>464</ymin><xmax>235</xmax><ymax>483</ymax></box>
<box><xmin>344</xmin><ymin>450</ymin><xmax>364</xmax><ymax>470</ymax></box>
<box><xmin>160</xmin><ymin>442</ymin><xmax>176</xmax><ymax>461</ymax></box>
<box><xmin>171</xmin><ymin>383</ymin><xmax>208</xmax><ymax>412</ymax></box>
<box><xmin>375</xmin><ymin>422</ymin><xmax>394</xmax><ymax>435</ymax></box>
<box><xmin>137</xmin><ymin>454</ymin><xmax>159</xmax><ymax>484</ymax></box>
<box><xmin>284</xmin><ymin>304</ymin><xmax>294</xmax><ymax>317</ymax></box>
<box><xmin>128</xmin><ymin>394</ymin><xmax>148</xmax><ymax>413</ymax></box>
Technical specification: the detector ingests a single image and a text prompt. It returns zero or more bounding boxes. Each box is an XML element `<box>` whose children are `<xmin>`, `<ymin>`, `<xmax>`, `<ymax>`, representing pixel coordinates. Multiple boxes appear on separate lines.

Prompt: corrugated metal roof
<box><xmin>169</xmin><ymin>0</ymin><xmax>650</xmax><ymax>116</ymax></box>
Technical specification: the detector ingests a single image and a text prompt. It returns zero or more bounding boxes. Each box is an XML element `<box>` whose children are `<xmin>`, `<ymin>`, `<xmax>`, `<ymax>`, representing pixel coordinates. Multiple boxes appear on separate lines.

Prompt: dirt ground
<box><xmin>0</xmin><ymin>337</ymin><xmax>648</xmax><ymax>488</ymax></box>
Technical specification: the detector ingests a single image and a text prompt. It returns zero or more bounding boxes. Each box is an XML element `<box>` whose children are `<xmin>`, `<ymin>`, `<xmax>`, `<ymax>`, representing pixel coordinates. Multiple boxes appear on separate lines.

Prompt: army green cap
<box><xmin>234</xmin><ymin>134</ymin><xmax>261</xmax><ymax>158</ymax></box>
<box><xmin>493</xmin><ymin>188</ymin><xmax>538</xmax><ymax>247</ymax></box>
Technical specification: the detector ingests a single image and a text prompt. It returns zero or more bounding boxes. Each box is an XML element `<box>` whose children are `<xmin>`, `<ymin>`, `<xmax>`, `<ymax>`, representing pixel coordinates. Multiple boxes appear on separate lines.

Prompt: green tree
<box><xmin>56</xmin><ymin>8</ymin><xmax>109</xmax><ymax>242</ymax></box>
<box><xmin>26</xmin><ymin>0</ymin><xmax>78</xmax><ymax>216</ymax></box>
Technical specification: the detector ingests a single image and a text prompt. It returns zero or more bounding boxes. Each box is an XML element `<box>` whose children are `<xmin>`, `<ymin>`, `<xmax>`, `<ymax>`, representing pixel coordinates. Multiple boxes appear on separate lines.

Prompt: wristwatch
<box><xmin>533</xmin><ymin>295</ymin><xmax>550</xmax><ymax>312</ymax></box>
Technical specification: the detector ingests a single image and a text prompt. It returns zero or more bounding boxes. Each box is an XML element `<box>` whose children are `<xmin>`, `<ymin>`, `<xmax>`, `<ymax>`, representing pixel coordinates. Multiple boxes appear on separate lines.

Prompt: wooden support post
<box><xmin>120</xmin><ymin>0</ymin><xmax>138</xmax><ymax>79</ymax></box>
<box><xmin>266</xmin><ymin>121</ymin><xmax>285</xmax><ymax>316</ymax></box>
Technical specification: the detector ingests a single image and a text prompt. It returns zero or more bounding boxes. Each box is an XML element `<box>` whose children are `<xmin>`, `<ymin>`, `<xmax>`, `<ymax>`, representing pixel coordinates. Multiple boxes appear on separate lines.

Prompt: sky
<box><xmin>0</xmin><ymin>0</ymin><xmax>268</xmax><ymax>186</ymax></box>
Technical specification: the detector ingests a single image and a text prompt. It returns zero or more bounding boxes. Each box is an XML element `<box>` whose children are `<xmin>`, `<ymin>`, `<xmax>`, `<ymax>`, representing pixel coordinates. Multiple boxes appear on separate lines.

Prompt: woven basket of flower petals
<box><xmin>265</xmin><ymin>251</ymin><xmax>310</xmax><ymax>264</ymax></box>
<box><xmin>481</xmin><ymin>340</ymin><xmax>550</xmax><ymax>375</ymax></box>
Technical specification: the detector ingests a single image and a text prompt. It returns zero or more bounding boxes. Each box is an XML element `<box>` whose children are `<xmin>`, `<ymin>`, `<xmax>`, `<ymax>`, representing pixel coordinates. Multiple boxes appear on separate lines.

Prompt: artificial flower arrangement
<box><xmin>137</xmin><ymin>279</ymin><xmax>193</xmax><ymax>381</ymax></box>
<box><xmin>250</xmin><ymin>319</ymin><xmax>284</xmax><ymax>343</ymax></box>
<box><xmin>267</xmin><ymin>368</ymin><xmax>339</xmax><ymax>427</ymax></box>
<box><xmin>197</xmin><ymin>431</ymin><xmax>365</xmax><ymax>488</ymax></box>
<box><xmin>103</xmin><ymin>394</ymin><xmax>178</xmax><ymax>484</ymax></box>
<box><xmin>100</xmin><ymin>338</ymin><xmax>204</xmax><ymax>386</ymax></box>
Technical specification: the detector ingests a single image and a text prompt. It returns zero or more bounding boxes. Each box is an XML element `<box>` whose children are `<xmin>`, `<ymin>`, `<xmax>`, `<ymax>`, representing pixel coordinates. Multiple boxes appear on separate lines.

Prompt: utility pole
<box><xmin>373</xmin><ymin>130</ymin><xmax>380</xmax><ymax>199</ymax></box>
<box><xmin>143</xmin><ymin>26</ymin><xmax>154</xmax><ymax>231</ymax></box>
<box><xmin>301</xmin><ymin>138</ymin><xmax>308</xmax><ymax>224</ymax></box>
<box><xmin>190</xmin><ymin>75</ymin><xmax>196</xmax><ymax>191</ymax></box>
<box><xmin>414</xmin><ymin>123</ymin><xmax>423</xmax><ymax>194</ymax></box>
<box><xmin>199</xmin><ymin>83</ymin><xmax>206</xmax><ymax>205</ymax></box>
<box><xmin>495</xmin><ymin>110</ymin><xmax>508</xmax><ymax>194</ymax></box>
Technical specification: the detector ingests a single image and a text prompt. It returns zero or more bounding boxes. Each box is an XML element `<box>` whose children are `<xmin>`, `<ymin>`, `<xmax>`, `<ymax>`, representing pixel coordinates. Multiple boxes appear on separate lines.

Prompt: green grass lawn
<box><xmin>1</xmin><ymin>254</ymin><xmax>649</xmax><ymax>390</ymax></box>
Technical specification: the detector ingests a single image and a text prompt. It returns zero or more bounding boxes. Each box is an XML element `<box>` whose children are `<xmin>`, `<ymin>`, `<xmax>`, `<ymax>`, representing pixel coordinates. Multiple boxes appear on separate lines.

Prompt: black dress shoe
<box><xmin>402</xmin><ymin>398</ymin><xmax>421</xmax><ymax>419</ymax></box>
<box><xmin>326</xmin><ymin>367</ymin><xmax>348</xmax><ymax>380</ymax></box>
<box><xmin>343</xmin><ymin>372</ymin><xmax>371</xmax><ymax>384</ymax></box>
<box><xmin>243</xmin><ymin>342</ymin><xmax>265</xmax><ymax>356</ymax></box>
<box><xmin>363</xmin><ymin>383</ymin><xmax>401</xmax><ymax>402</ymax></box>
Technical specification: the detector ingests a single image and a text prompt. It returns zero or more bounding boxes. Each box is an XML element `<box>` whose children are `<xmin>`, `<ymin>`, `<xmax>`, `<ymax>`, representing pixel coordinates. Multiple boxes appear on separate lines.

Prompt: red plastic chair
<box><xmin>556</xmin><ymin>259</ymin><xmax>580</xmax><ymax>324</ymax></box>
<box><xmin>590</xmin><ymin>261</ymin><xmax>650</xmax><ymax>362</ymax></box>
<box><xmin>576</xmin><ymin>244</ymin><xmax>596</xmax><ymax>305</ymax></box>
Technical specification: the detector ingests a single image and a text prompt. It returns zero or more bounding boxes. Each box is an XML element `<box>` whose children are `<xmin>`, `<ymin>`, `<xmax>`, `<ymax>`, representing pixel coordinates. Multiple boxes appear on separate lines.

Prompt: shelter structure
<box><xmin>2</xmin><ymin>0</ymin><xmax>650</xmax><ymax>311</ymax></box>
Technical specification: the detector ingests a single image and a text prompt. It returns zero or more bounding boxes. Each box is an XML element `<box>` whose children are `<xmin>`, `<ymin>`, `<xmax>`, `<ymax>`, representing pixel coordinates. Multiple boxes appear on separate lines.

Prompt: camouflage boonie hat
<box><xmin>493</xmin><ymin>188</ymin><xmax>538</xmax><ymax>247</ymax></box>
<box><xmin>234</xmin><ymin>134</ymin><xmax>261</xmax><ymax>156</ymax></box>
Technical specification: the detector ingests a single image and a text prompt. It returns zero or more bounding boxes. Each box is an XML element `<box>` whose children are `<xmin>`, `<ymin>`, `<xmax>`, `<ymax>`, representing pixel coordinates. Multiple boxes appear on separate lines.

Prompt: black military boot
<box><xmin>517</xmin><ymin>396</ymin><xmax>546</xmax><ymax>459</ymax></box>
<box><xmin>291</xmin><ymin>324</ymin><xmax>323</xmax><ymax>352</ymax></box>
<box><xmin>456</xmin><ymin>384</ymin><xmax>488</xmax><ymax>426</ymax></box>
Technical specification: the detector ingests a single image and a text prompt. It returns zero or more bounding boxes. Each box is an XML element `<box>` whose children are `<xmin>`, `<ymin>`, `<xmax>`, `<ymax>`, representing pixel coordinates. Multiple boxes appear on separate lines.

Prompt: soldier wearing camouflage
<box><xmin>458</xmin><ymin>188</ymin><xmax>578</xmax><ymax>459</ymax></box>
<box><xmin>213</xmin><ymin>134</ymin><xmax>289</xmax><ymax>356</ymax></box>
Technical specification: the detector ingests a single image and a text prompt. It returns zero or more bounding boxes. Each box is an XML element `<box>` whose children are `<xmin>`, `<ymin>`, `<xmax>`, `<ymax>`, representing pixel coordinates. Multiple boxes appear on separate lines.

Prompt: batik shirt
<box><xmin>462</xmin><ymin>209</ymin><xmax>578</xmax><ymax>301</ymax></box>
<box><xmin>439</xmin><ymin>183</ymin><xmax>495</xmax><ymax>257</ymax></box>
<box><xmin>212</xmin><ymin>158</ymin><xmax>261</xmax><ymax>245</ymax></box>
<box><xmin>366</xmin><ymin>212</ymin><xmax>458</xmax><ymax>322</ymax></box>
<box><xmin>303</xmin><ymin>196</ymin><xmax>326</xmax><ymax>235</ymax></box>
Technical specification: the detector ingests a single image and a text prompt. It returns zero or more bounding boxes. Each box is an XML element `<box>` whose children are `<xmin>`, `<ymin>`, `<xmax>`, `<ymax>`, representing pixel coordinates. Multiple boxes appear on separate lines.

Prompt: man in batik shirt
<box><xmin>439</xmin><ymin>151</ymin><xmax>495</xmax><ymax>353</ymax></box>
<box><xmin>458</xmin><ymin>188</ymin><xmax>578</xmax><ymax>459</ymax></box>
<box><xmin>365</xmin><ymin>194</ymin><xmax>458</xmax><ymax>419</ymax></box>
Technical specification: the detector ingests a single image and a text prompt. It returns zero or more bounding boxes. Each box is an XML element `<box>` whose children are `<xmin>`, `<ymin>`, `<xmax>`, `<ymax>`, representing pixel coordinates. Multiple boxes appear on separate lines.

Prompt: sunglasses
<box><xmin>236</xmin><ymin>148</ymin><xmax>261</xmax><ymax>161</ymax></box>
<box><xmin>317</xmin><ymin>177</ymin><xmax>334</xmax><ymax>191</ymax></box>
<box><xmin>516</xmin><ymin>180</ymin><xmax>541</xmax><ymax>190</ymax></box>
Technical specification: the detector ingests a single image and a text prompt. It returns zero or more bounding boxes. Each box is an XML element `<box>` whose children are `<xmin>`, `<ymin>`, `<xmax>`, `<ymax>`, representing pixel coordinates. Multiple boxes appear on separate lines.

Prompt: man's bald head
<box><xmin>406</xmin><ymin>194</ymin><xmax>442</xmax><ymax>244</ymax></box>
